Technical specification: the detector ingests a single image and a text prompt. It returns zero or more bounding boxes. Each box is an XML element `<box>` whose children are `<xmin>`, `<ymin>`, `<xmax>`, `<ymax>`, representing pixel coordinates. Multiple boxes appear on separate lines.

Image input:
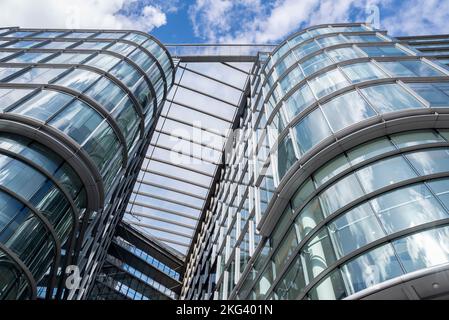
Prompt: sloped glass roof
<box><xmin>124</xmin><ymin>56</ymin><xmax>254</xmax><ymax>256</ymax></box>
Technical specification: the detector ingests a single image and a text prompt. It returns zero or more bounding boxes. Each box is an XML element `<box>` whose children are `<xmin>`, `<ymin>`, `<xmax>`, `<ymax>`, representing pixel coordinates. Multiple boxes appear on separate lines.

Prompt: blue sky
<box><xmin>0</xmin><ymin>0</ymin><xmax>448</xmax><ymax>44</ymax></box>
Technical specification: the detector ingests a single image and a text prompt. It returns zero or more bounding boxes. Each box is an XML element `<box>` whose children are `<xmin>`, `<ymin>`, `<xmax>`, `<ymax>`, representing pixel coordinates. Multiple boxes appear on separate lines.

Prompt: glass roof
<box><xmin>124</xmin><ymin>59</ymin><xmax>253</xmax><ymax>257</ymax></box>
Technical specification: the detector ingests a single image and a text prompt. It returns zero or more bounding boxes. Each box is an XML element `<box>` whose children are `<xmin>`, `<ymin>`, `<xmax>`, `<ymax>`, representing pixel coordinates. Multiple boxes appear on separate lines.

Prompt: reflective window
<box><xmin>48</xmin><ymin>99</ymin><xmax>103</xmax><ymax>144</ymax></box>
<box><xmin>315</xmin><ymin>35</ymin><xmax>347</xmax><ymax>48</ymax></box>
<box><xmin>63</xmin><ymin>32</ymin><xmax>94</xmax><ymax>38</ymax></box>
<box><xmin>427</xmin><ymin>178</ymin><xmax>449</xmax><ymax>210</ymax></box>
<box><xmin>293</xmin><ymin>108</ymin><xmax>332</xmax><ymax>154</ymax></box>
<box><xmin>0</xmin><ymin>67</ymin><xmax>22</xmax><ymax>81</ymax></box>
<box><xmin>294</xmin><ymin>41</ymin><xmax>321</xmax><ymax>60</ymax></box>
<box><xmin>274</xmin><ymin>254</ymin><xmax>306</xmax><ymax>299</ymax></box>
<box><xmin>314</xmin><ymin>153</ymin><xmax>350</xmax><ymax>187</ymax></box>
<box><xmin>321</xmin><ymin>90</ymin><xmax>377</xmax><ymax>132</ymax></box>
<box><xmin>279</xmin><ymin>67</ymin><xmax>303</xmax><ymax>94</ymax></box>
<box><xmin>308</xmin><ymin>269</ymin><xmax>347</xmax><ymax>300</ymax></box>
<box><xmin>301</xmin><ymin>53</ymin><xmax>332</xmax><ymax>76</ymax></box>
<box><xmin>407</xmin><ymin>82</ymin><xmax>449</xmax><ymax>107</ymax></box>
<box><xmin>370</xmin><ymin>183</ymin><xmax>448</xmax><ymax>234</ymax></box>
<box><xmin>85</xmin><ymin>53</ymin><xmax>121</xmax><ymax>72</ymax></box>
<box><xmin>341</xmin><ymin>244</ymin><xmax>403</xmax><ymax>294</ymax></box>
<box><xmin>360</xmin><ymin>84</ymin><xmax>424</xmax><ymax>113</ymax></box>
<box><xmin>341</xmin><ymin>62</ymin><xmax>386</xmax><ymax>83</ymax></box>
<box><xmin>95</xmin><ymin>32</ymin><xmax>126</xmax><ymax>39</ymax></box>
<box><xmin>406</xmin><ymin>148</ymin><xmax>449</xmax><ymax>175</ymax></box>
<box><xmin>295</xmin><ymin>198</ymin><xmax>324</xmax><ymax>240</ymax></box>
<box><xmin>10</xmin><ymin>90</ymin><xmax>73</xmax><ymax>121</ymax></box>
<box><xmin>355</xmin><ymin>156</ymin><xmax>417</xmax><ymax>193</ymax></box>
<box><xmin>319</xmin><ymin>174</ymin><xmax>364</xmax><ymax>217</ymax></box>
<box><xmin>381</xmin><ymin>60</ymin><xmax>444</xmax><ymax>77</ymax></box>
<box><xmin>327</xmin><ymin>47</ymin><xmax>364</xmax><ymax>62</ymax></box>
<box><xmin>6</xmin><ymin>52</ymin><xmax>52</xmax><ymax>63</ymax></box>
<box><xmin>302</xmin><ymin>229</ymin><xmax>336</xmax><ymax>281</ymax></box>
<box><xmin>308</xmin><ymin>68</ymin><xmax>348</xmax><ymax>98</ymax></box>
<box><xmin>277</xmin><ymin>135</ymin><xmax>297</xmax><ymax>178</ymax></box>
<box><xmin>328</xmin><ymin>203</ymin><xmax>385</xmax><ymax>258</ymax></box>
<box><xmin>359</xmin><ymin>45</ymin><xmax>407</xmax><ymax>57</ymax></box>
<box><xmin>345</xmin><ymin>35</ymin><xmax>384</xmax><ymax>43</ymax></box>
<box><xmin>284</xmin><ymin>83</ymin><xmax>315</xmax><ymax>120</ymax></box>
<box><xmin>55</xmin><ymin>69</ymin><xmax>100</xmax><ymax>92</ymax></box>
<box><xmin>46</xmin><ymin>53</ymin><xmax>91</xmax><ymax>64</ymax></box>
<box><xmin>347</xmin><ymin>137</ymin><xmax>395</xmax><ymax>165</ymax></box>
<box><xmin>5</xmin><ymin>40</ymin><xmax>42</xmax><ymax>48</ymax></box>
<box><xmin>390</xmin><ymin>130</ymin><xmax>445</xmax><ymax>148</ymax></box>
<box><xmin>2</xmin><ymin>31</ymin><xmax>34</xmax><ymax>37</ymax></box>
<box><xmin>393</xmin><ymin>226</ymin><xmax>449</xmax><ymax>273</ymax></box>
<box><xmin>8</xmin><ymin>67</ymin><xmax>64</xmax><ymax>84</ymax></box>
<box><xmin>74</xmin><ymin>41</ymin><xmax>108</xmax><ymax>50</ymax></box>
<box><xmin>38</xmin><ymin>41</ymin><xmax>76</xmax><ymax>49</ymax></box>
<box><xmin>32</xmin><ymin>31</ymin><xmax>64</xmax><ymax>38</ymax></box>
<box><xmin>0</xmin><ymin>88</ymin><xmax>33</xmax><ymax>111</ymax></box>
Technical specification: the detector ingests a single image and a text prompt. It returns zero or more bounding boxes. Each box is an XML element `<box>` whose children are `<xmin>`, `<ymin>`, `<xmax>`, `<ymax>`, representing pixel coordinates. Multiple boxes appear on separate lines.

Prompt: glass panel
<box><xmin>46</xmin><ymin>53</ymin><xmax>91</xmax><ymax>64</ymax></box>
<box><xmin>38</xmin><ymin>41</ymin><xmax>76</xmax><ymax>49</ymax></box>
<box><xmin>295</xmin><ymin>198</ymin><xmax>324</xmax><ymax>241</ymax></box>
<box><xmin>393</xmin><ymin>225</ymin><xmax>449</xmax><ymax>273</ymax></box>
<box><xmin>360</xmin><ymin>84</ymin><xmax>424</xmax><ymax>113</ymax></box>
<box><xmin>284</xmin><ymin>83</ymin><xmax>315</xmax><ymax>120</ymax></box>
<box><xmin>345</xmin><ymin>35</ymin><xmax>383</xmax><ymax>43</ymax></box>
<box><xmin>381</xmin><ymin>60</ymin><xmax>443</xmax><ymax>77</ymax></box>
<box><xmin>341</xmin><ymin>244</ymin><xmax>403</xmax><ymax>295</ymax></box>
<box><xmin>274</xmin><ymin>254</ymin><xmax>306</xmax><ymax>299</ymax></box>
<box><xmin>427</xmin><ymin>178</ymin><xmax>449</xmax><ymax>210</ymax></box>
<box><xmin>347</xmin><ymin>137</ymin><xmax>396</xmax><ymax>165</ymax></box>
<box><xmin>8</xmin><ymin>67</ymin><xmax>64</xmax><ymax>84</ymax></box>
<box><xmin>0</xmin><ymin>67</ymin><xmax>22</xmax><ymax>81</ymax></box>
<box><xmin>360</xmin><ymin>45</ymin><xmax>407</xmax><ymax>57</ymax></box>
<box><xmin>308</xmin><ymin>68</ymin><xmax>348</xmax><ymax>98</ymax></box>
<box><xmin>314</xmin><ymin>154</ymin><xmax>351</xmax><ymax>187</ymax></box>
<box><xmin>328</xmin><ymin>203</ymin><xmax>385</xmax><ymax>258</ymax></box>
<box><xmin>63</xmin><ymin>32</ymin><xmax>95</xmax><ymax>38</ymax></box>
<box><xmin>319</xmin><ymin>173</ymin><xmax>364</xmax><ymax>217</ymax></box>
<box><xmin>307</xmin><ymin>269</ymin><xmax>347</xmax><ymax>300</ymax></box>
<box><xmin>291</xmin><ymin>178</ymin><xmax>315</xmax><ymax>209</ymax></box>
<box><xmin>277</xmin><ymin>135</ymin><xmax>297</xmax><ymax>178</ymax></box>
<box><xmin>321</xmin><ymin>90</ymin><xmax>377</xmax><ymax>132</ymax></box>
<box><xmin>370</xmin><ymin>183</ymin><xmax>448</xmax><ymax>234</ymax></box>
<box><xmin>0</xmin><ymin>88</ymin><xmax>33</xmax><ymax>111</ymax></box>
<box><xmin>407</xmin><ymin>83</ymin><xmax>449</xmax><ymax>107</ymax></box>
<box><xmin>302</xmin><ymin>229</ymin><xmax>336</xmax><ymax>282</ymax></box>
<box><xmin>10</xmin><ymin>90</ymin><xmax>73</xmax><ymax>121</ymax></box>
<box><xmin>355</xmin><ymin>156</ymin><xmax>417</xmax><ymax>193</ymax></box>
<box><xmin>55</xmin><ymin>69</ymin><xmax>100</xmax><ymax>92</ymax></box>
<box><xmin>273</xmin><ymin>226</ymin><xmax>298</xmax><ymax>272</ymax></box>
<box><xmin>74</xmin><ymin>41</ymin><xmax>108</xmax><ymax>50</ymax></box>
<box><xmin>301</xmin><ymin>53</ymin><xmax>332</xmax><ymax>76</ymax></box>
<box><xmin>341</xmin><ymin>62</ymin><xmax>386</xmax><ymax>83</ymax></box>
<box><xmin>406</xmin><ymin>148</ymin><xmax>449</xmax><ymax>175</ymax></box>
<box><xmin>293</xmin><ymin>108</ymin><xmax>332</xmax><ymax>154</ymax></box>
<box><xmin>390</xmin><ymin>130</ymin><xmax>445</xmax><ymax>148</ymax></box>
<box><xmin>6</xmin><ymin>40</ymin><xmax>42</xmax><ymax>48</ymax></box>
<box><xmin>7</xmin><ymin>52</ymin><xmax>52</xmax><ymax>63</ymax></box>
<box><xmin>48</xmin><ymin>99</ymin><xmax>103</xmax><ymax>144</ymax></box>
<box><xmin>327</xmin><ymin>47</ymin><xmax>364</xmax><ymax>62</ymax></box>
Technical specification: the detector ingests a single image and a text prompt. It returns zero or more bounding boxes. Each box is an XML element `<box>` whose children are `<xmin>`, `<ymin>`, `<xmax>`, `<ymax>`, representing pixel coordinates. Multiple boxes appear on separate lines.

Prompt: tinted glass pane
<box><xmin>406</xmin><ymin>148</ymin><xmax>449</xmax><ymax>175</ymax></box>
<box><xmin>308</xmin><ymin>69</ymin><xmax>348</xmax><ymax>98</ymax></box>
<box><xmin>342</xmin><ymin>244</ymin><xmax>403</xmax><ymax>294</ymax></box>
<box><xmin>293</xmin><ymin>108</ymin><xmax>332</xmax><ymax>154</ymax></box>
<box><xmin>361</xmin><ymin>84</ymin><xmax>423</xmax><ymax>113</ymax></box>
<box><xmin>341</xmin><ymin>62</ymin><xmax>386</xmax><ymax>83</ymax></box>
<box><xmin>356</xmin><ymin>156</ymin><xmax>417</xmax><ymax>193</ymax></box>
<box><xmin>321</xmin><ymin>90</ymin><xmax>377</xmax><ymax>132</ymax></box>
<box><xmin>370</xmin><ymin>183</ymin><xmax>448</xmax><ymax>234</ymax></box>
<box><xmin>407</xmin><ymin>83</ymin><xmax>449</xmax><ymax>107</ymax></box>
<box><xmin>284</xmin><ymin>83</ymin><xmax>315</xmax><ymax>119</ymax></box>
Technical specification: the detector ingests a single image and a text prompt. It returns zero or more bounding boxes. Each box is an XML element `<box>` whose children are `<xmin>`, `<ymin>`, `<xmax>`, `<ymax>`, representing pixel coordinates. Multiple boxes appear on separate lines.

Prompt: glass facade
<box><xmin>0</xmin><ymin>27</ymin><xmax>172</xmax><ymax>300</ymax></box>
<box><xmin>180</xmin><ymin>23</ymin><xmax>449</xmax><ymax>301</ymax></box>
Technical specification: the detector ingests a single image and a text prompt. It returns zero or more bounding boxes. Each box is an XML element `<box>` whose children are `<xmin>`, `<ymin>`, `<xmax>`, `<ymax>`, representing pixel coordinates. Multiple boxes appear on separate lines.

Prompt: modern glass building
<box><xmin>0</xmin><ymin>27</ymin><xmax>173</xmax><ymax>299</ymax></box>
<box><xmin>1</xmin><ymin>22</ymin><xmax>449</xmax><ymax>300</ymax></box>
<box><xmin>180</xmin><ymin>24</ymin><xmax>449</xmax><ymax>300</ymax></box>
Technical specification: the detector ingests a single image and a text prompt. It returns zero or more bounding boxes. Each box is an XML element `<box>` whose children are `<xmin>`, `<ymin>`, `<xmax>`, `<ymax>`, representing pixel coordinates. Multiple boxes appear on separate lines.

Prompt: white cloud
<box><xmin>188</xmin><ymin>0</ymin><xmax>449</xmax><ymax>43</ymax></box>
<box><xmin>0</xmin><ymin>0</ymin><xmax>168</xmax><ymax>31</ymax></box>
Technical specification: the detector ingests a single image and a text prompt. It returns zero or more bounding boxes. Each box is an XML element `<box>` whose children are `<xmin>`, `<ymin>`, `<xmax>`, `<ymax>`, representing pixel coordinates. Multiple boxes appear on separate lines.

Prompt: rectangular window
<box><xmin>293</xmin><ymin>108</ymin><xmax>332</xmax><ymax>154</ymax></box>
<box><xmin>321</xmin><ymin>90</ymin><xmax>377</xmax><ymax>132</ymax></box>
<box><xmin>360</xmin><ymin>84</ymin><xmax>424</xmax><ymax>113</ymax></box>
<box><xmin>341</xmin><ymin>62</ymin><xmax>387</xmax><ymax>83</ymax></box>
<box><xmin>370</xmin><ymin>183</ymin><xmax>448</xmax><ymax>234</ymax></box>
<box><xmin>308</xmin><ymin>68</ymin><xmax>348</xmax><ymax>98</ymax></box>
<box><xmin>360</xmin><ymin>45</ymin><xmax>407</xmax><ymax>57</ymax></box>
<box><xmin>407</xmin><ymin>82</ymin><xmax>449</xmax><ymax>107</ymax></box>
<box><xmin>301</xmin><ymin>53</ymin><xmax>332</xmax><ymax>76</ymax></box>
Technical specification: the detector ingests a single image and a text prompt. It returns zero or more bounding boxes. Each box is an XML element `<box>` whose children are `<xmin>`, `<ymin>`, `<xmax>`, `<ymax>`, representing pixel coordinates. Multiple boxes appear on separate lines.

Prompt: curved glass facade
<box><xmin>0</xmin><ymin>28</ymin><xmax>172</xmax><ymax>299</ymax></box>
<box><xmin>180</xmin><ymin>23</ymin><xmax>449</xmax><ymax>300</ymax></box>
